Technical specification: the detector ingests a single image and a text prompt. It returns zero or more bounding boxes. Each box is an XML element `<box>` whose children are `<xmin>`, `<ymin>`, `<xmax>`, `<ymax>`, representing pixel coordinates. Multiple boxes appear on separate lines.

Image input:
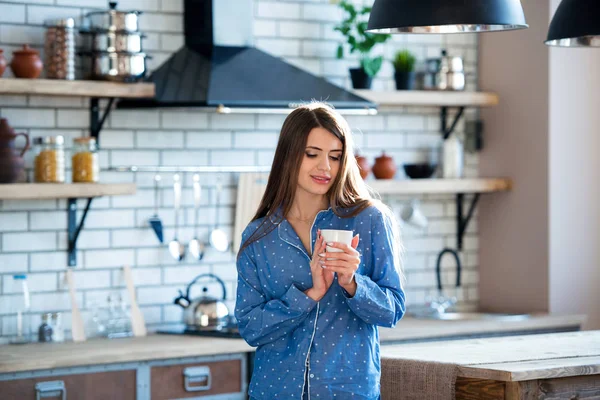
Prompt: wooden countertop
<box><xmin>382</xmin><ymin>331</ymin><xmax>600</xmax><ymax>382</ymax></box>
<box><xmin>0</xmin><ymin>313</ymin><xmax>585</xmax><ymax>374</ymax></box>
<box><xmin>380</xmin><ymin>313</ymin><xmax>586</xmax><ymax>343</ymax></box>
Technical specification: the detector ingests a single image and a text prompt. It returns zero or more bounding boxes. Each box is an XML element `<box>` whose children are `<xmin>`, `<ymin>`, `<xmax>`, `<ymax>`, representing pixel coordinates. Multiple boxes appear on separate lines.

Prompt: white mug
<box><xmin>400</xmin><ymin>200</ymin><xmax>428</xmax><ymax>229</ymax></box>
<box><xmin>320</xmin><ymin>229</ymin><xmax>353</xmax><ymax>254</ymax></box>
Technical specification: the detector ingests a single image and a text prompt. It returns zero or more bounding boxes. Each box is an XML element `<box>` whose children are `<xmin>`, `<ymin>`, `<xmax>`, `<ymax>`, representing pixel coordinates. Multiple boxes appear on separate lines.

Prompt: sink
<box><xmin>410</xmin><ymin>312</ymin><xmax>531</xmax><ymax>321</ymax></box>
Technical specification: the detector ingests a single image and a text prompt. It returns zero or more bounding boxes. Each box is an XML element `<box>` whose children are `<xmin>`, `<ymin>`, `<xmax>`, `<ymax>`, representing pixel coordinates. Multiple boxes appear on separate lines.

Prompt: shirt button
<box><xmin>310</xmin><ymin>374</ymin><xmax>314</xmax><ymax>378</ymax></box>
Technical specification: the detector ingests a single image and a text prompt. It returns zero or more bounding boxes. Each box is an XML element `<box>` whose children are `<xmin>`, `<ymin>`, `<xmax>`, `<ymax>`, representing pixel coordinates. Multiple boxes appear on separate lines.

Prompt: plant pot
<box><xmin>350</xmin><ymin>68</ymin><xmax>372</xmax><ymax>89</ymax></box>
<box><xmin>394</xmin><ymin>70</ymin><xmax>416</xmax><ymax>90</ymax></box>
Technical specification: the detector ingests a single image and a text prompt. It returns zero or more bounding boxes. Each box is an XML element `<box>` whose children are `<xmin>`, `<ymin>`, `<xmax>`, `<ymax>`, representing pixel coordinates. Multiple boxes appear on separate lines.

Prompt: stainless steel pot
<box><xmin>423</xmin><ymin>50</ymin><xmax>465</xmax><ymax>91</ymax></box>
<box><xmin>174</xmin><ymin>273</ymin><xmax>231</xmax><ymax>331</ymax></box>
<box><xmin>82</xmin><ymin>52</ymin><xmax>149</xmax><ymax>82</ymax></box>
<box><xmin>86</xmin><ymin>1</ymin><xmax>142</xmax><ymax>32</ymax></box>
<box><xmin>82</xmin><ymin>30</ymin><xmax>145</xmax><ymax>53</ymax></box>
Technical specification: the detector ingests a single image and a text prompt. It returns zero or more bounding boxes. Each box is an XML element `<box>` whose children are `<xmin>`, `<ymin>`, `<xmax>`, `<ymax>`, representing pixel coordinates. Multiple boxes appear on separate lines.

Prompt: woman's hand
<box><xmin>305</xmin><ymin>230</ymin><xmax>335</xmax><ymax>301</ymax></box>
<box><xmin>320</xmin><ymin>235</ymin><xmax>360</xmax><ymax>297</ymax></box>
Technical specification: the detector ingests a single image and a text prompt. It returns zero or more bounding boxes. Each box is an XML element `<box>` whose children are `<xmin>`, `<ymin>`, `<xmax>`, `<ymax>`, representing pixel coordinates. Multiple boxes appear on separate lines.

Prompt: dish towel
<box><xmin>381</xmin><ymin>358</ymin><xmax>458</xmax><ymax>400</ymax></box>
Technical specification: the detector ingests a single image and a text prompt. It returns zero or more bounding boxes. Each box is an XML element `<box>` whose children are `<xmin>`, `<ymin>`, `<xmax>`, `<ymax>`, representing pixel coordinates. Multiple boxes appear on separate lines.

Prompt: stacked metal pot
<box><xmin>80</xmin><ymin>1</ymin><xmax>149</xmax><ymax>82</ymax></box>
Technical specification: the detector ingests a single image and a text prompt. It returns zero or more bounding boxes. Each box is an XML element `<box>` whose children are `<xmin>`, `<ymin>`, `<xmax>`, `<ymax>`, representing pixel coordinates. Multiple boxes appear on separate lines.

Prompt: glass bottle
<box><xmin>51</xmin><ymin>312</ymin><xmax>65</xmax><ymax>342</ymax></box>
<box><xmin>10</xmin><ymin>274</ymin><xmax>30</xmax><ymax>344</ymax></box>
<box><xmin>38</xmin><ymin>313</ymin><xmax>54</xmax><ymax>342</ymax></box>
<box><xmin>33</xmin><ymin>136</ymin><xmax>65</xmax><ymax>183</ymax></box>
<box><xmin>72</xmin><ymin>137</ymin><xmax>99</xmax><ymax>183</ymax></box>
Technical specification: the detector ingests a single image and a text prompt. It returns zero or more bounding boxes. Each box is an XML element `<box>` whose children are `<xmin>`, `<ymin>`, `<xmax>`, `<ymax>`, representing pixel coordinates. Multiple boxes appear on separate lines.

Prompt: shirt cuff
<box><xmin>282</xmin><ymin>284</ymin><xmax>318</xmax><ymax>313</ymax></box>
<box><xmin>342</xmin><ymin>274</ymin><xmax>366</xmax><ymax>301</ymax></box>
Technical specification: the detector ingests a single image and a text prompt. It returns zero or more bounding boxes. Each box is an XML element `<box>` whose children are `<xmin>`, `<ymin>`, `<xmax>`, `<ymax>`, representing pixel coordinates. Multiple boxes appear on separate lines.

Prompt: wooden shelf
<box><xmin>367</xmin><ymin>178</ymin><xmax>512</xmax><ymax>195</ymax></box>
<box><xmin>0</xmin><ymin>183</ymin><xmax>136</xmax><ymax>200</ymax></box>
<box><xmin>0</xmin><ymin>78</ymin><xmax>155</xmax><ymax>98</ymax></box>
<box><xmin>354</xmin><ymin>90</ymin><xmax>499</xmax><ymax>108</ymax></box>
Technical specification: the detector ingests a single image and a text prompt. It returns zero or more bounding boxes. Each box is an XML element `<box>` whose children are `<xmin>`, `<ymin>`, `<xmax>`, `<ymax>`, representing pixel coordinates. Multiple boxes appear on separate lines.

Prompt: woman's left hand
<box><xmin>319</xmin><ymin>234</ymin><xmax>360</xmax><ymax>296</ymax></box>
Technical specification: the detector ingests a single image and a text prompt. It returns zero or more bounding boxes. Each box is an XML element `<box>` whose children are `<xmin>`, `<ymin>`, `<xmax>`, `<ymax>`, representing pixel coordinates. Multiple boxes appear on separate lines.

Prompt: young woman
<box><xmin>235</xmin><ymin>102</ymin><xmax>405</xmax><ymax>400</ymax></box>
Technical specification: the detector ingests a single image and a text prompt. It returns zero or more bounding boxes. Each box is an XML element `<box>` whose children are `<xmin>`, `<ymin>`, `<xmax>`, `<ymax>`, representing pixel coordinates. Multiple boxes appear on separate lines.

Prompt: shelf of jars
<box><xmin>0</xmin><ymin>183</ymin><xmax>136</xmax><ymax>200</ymax></box>
<box><xmin>0</xmin><ymin>78</ymin><xmax>155</xmax><ymax>98</ymax></box>
<box><xmin>367</xmin><ymin>178</ymin><xmax>512</xmax><ymax>195</ymax></box>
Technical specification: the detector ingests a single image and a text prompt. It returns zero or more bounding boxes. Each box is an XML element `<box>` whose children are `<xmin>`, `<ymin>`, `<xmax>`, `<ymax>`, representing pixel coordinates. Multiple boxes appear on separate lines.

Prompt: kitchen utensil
<box><xmin>65</xmin><ymin>269</ymin><xmax>86</xmax><ymax>342</ymax></box>
<box><xmin>10</xmin><ymin>45</ymin><xmax>43</xmax><ymax>79</ymax></box>
<box><xmin>400</xmin><ymin>199</ymin><xmax>428</xmax><ymax>229</ymax></box>
<box><xmin>234</xmin><ymin>173</ymin><xmax>267</xmax><ymax>253</ymax></box>
<box><xmin>149</xmin><ymin>174</ymin><xmax>164</xmax><ymax>243</ymax></box>
<box><xmin>168</xmin><ymin>174</ymin><xmax>186</xmax><ymax>261</ymax></box>
<box><xmin>173</xmin><ymin>273</ymin><xmax>231</xmax><ymax>331</ymax></box>
<box><xmin>423</xmin><ymin>49</ymin><xmax>465</xmax><ymax>91</ymax></box>
<box><xmin>209</xmin><ymin>181</ymin><xmax>229</xmax><ymax>252</ymax></box>
<box><xmin>86</xmin><ymin>1</ymin><xmax>142</xmax><ymax>32</ymax></box>
<box><xmin>122</xmin><ymin>265</ymin><xmax>146</xmax><ymax>337</ymax></box>
<box><xmin>188</xmin><ymin>174</ymin><xmax>206</xmax><ymax>260</ymax></box>
<box><xmin>81</xmin><ymin>51</ymin><xmax>149</xmax><ymax>82</ymax></box>
<box><xmin>372</xmin><ymin>151</ymin><xmax>397</xmax><ymax>179</ymax></box>
<box><xmin>81</xmin><ymin>30</ymin><xmax>145</xmax><ymax>53</ymax></box>
<box><xmin>0</xmin><ymin>119</ymin><xmax>30</xmax><ymax>184</ymax></box>
<box><xmin>403</xmin><ymin>163</ymin><xmax>437</xmax><ymax>179</ymax></box>
<box><xmin>44</xmin><ymin>18</ymin><xmax>76</xmax><ymax>80</ymax></box>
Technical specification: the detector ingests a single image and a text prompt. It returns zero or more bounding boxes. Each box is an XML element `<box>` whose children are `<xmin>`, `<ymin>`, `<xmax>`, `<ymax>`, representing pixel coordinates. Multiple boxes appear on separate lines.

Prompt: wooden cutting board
<box><xmin>233</xmin><ymin>173</ymin><xmax>268</xmax><ymax>253</ymax></box>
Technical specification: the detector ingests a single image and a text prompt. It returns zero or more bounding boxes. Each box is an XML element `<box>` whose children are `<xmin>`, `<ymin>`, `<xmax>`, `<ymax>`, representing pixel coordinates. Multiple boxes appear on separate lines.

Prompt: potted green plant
<box><xmin>334</xmin><ymin>0</ymin><xmax>390</xmax><ymax>89</ymax></box>
<box><xmin>393</xmin><ymin>49</ymin><xmax>417</xmax><ymax>90</ymax></box>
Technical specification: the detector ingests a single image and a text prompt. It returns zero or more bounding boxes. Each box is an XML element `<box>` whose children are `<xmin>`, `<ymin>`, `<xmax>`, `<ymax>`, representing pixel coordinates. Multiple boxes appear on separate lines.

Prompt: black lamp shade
<box><xmin>367</xmin><ymin>0</ymin><xmax>528</xmax><ymax>34</ymax></box>
<box><xmin>546</xmin><ymin>0</ymin><xmax>600</xmax><ymax>47</ymax></box>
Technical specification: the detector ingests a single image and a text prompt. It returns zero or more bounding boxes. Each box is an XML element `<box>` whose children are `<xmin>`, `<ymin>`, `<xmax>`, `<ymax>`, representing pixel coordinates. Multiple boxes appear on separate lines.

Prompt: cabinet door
<box><xmin>0</xmin><ymin>370</ymin><xmax>136</xmax><ymax>400</ymax></box>
<box><xmin>151</xmin><ymin>359</ymin><xmax>241</xmax><ymax>399</ymax></box>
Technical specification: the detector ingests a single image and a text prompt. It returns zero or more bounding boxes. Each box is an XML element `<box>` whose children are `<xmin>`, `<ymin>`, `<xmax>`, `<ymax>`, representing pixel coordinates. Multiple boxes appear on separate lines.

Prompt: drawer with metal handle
<box><xmin>35</xmin><ymin>380</ymin><xmax>66</xmax><ymax>400</ymax></box>
<box><xmin>183</xmin><ymin>366</ymin><xmax>211</xmax><ymax>392</ymax></box>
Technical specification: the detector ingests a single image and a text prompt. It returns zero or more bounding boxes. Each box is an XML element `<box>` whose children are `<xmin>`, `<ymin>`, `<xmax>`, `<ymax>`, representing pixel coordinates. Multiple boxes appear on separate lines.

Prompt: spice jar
<box><xmin>33</xmin><ymin>136</ymin><xmax>65</xmax><ymax>183</ymax></box>
<box><xmin>72</xmin><ymin>137</ymin><xmax>99</xmax><ymax>183</ymax></box>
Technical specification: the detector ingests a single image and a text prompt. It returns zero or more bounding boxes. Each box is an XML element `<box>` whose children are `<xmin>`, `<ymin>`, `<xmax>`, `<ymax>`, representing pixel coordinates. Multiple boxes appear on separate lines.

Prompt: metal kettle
<box><xmin>174</xmin><ymin>273</ymin><xmax>231</xmax><ymax>331</ymax></box>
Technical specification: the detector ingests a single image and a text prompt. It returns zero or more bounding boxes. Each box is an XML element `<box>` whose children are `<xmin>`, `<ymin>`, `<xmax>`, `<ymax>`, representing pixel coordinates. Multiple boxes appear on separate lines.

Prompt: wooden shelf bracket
<box><xmin>67</xmin><ymin>198</ymin><xmax>94</xmax><ymax>267</ymax></box>
<box><xmin>456</xmin><ymin>193</ymin><xmax>480</xmax><ymax>251</ymax></box>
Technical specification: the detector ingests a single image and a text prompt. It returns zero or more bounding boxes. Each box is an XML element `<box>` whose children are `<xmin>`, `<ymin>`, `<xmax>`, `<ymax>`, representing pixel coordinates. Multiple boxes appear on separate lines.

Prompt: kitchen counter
<box><xmin>380</xmin><ymin>331</ymin><xmax>600</xmax><ymax>399</ymax></box>
<box><xmin>0</xmin><ymin>313</ymin><xmax>584</xmax><ymax>375</ymax></box>
<box><xmin>380</xmin><ymin>313</ymin><xmax>586</xmax><ymax>343</ymax></box>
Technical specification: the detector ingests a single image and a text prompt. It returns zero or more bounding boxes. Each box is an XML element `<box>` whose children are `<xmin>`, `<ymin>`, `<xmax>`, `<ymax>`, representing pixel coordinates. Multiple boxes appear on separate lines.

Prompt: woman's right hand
<box><xmin>305</xmin><ymin>230</ymin><xmax>335</xmax><ymax>301</ymax></box>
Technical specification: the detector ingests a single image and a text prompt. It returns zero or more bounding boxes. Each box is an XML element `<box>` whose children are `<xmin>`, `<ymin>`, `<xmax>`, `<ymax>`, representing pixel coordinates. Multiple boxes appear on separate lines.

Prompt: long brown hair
<box><xmin>239</xmin><ymin>102</ymin><xmax>376</xmax><ymax>254</ymax></box>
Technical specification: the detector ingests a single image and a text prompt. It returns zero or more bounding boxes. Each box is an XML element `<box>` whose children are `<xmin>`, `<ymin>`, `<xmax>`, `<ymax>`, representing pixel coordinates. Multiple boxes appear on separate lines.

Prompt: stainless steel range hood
<box><xmin>117</xmin><ymin>0</ymin><xmax>377</xmax><ymax>114</ymax></box>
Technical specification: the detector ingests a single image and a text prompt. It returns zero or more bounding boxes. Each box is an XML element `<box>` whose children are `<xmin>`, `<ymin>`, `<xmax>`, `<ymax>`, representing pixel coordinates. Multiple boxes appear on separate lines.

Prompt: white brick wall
<box><xmin>0</xmin><ymin>0</ymin><xmax>480</xmax><ymax>339</ymax></box>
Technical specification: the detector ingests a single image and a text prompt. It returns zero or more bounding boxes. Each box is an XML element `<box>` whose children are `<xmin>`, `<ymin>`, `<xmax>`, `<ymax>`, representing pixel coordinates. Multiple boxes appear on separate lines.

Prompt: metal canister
<box><xmin>44</xmin><ymin>18</ymin><xmax>76</xmax><ymax>80</ymax></box>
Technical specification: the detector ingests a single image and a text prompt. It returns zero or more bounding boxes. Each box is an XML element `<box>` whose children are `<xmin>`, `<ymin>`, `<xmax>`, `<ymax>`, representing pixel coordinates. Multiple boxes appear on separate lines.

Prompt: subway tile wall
<box><xmin>0</xmin><ymin>0</ymin><xmax>480</xmax><ymax>341</ymax></box>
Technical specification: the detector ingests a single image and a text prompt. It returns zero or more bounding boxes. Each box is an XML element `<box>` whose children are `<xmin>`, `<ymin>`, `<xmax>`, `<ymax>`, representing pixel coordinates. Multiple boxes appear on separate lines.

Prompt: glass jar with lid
<box><xmin>72</xmin><ymin>137</ymin><xmax>99</xmax><ymax>183</ymax></box>
<box><xmin>33</xmin><ymin>135</ymin><xmax>65</xmax><ymax>183</ymax></box>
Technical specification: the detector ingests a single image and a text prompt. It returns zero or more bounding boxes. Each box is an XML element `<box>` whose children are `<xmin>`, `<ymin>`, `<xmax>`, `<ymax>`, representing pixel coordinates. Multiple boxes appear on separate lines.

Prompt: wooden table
<box><xmin>380</xmin><ymin>331</ymin><xmax>600</xmax><ymax>399</ymax></box>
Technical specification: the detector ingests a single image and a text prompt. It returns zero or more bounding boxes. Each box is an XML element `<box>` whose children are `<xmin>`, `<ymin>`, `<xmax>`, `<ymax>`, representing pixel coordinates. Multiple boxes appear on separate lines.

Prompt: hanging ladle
<box><xmin>209</xmin><ymin>180</ymin><xmax>229</xmax><ymax>252</ymax></box>
<box><xmin>188</xmin><ymin>174</ymin><xmax>206</xmax><ymax>260</ymax></box>
<box><xmin>148</xmin><ymin>174</ymin><xmax>164</xmax><ymax>243</ymax></box>
<box><xmin>168</xmin><ymin>174</ymin><xmax>186</xmax><ymax>261</ymax></box>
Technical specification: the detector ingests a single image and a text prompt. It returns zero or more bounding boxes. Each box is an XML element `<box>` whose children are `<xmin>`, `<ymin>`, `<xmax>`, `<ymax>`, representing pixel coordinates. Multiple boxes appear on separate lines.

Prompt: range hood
<box><xmin>118</xmin><ymin>0</ymin><xmax>376</xmax><ymax>114</ymax></box>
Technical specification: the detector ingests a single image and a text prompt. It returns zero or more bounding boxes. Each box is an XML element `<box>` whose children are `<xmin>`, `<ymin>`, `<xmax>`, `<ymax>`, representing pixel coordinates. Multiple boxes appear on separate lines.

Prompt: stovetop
<box><xmin>158</xmin><ymin>325</ymin><xmax>242</xmax><ymax>339</ymax></box>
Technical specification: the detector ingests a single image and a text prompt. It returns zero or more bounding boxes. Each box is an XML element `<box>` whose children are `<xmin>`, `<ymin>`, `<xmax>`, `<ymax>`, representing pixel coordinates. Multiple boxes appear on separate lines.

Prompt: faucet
<box><xmin>430</xmin><ymin>248</ymin><xmax>462</xmax><ymax>314</ymax></box>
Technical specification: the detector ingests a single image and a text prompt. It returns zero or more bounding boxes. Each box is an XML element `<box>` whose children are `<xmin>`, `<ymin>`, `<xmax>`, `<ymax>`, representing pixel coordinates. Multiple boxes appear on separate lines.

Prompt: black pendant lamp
<box><xmin>546</xmin><ymin>0</ymin><xmax>600</xmax><ymax>47</ymax></box>
<box><xmin>367</xmin><ymin>0</ymin><xmax>528</xmax><ymax>34</ymax></box>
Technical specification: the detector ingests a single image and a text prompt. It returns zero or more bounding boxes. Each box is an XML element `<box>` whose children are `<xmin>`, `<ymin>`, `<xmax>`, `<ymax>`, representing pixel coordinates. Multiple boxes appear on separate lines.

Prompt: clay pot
<box><xmin>355</xmin><ymin>154</ymin><xmax>371</xmax><ymax>179</ymax></box>
<box><xmin>372</xmin><ymin>151</ymin><xmax>397</xmax><ymax>180</ymax></box>
<box><xmin>0</xmin><ymin>149</ymin><xmax>26</xmax><ymax>183</ymax></box>
<box><xmin>0</xmin><ymin>118</ymin><xmax>30</xmax><ymax>155</ymax></box>
<box><xmin>0</xmin><ymin>49</ymin><xmax>6</xmax><ymax>77</ymax></box>
<box><xmin>10</xmin><ymin>45</ymin><xmax>43</xmax><ymax>79</ymax></box>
